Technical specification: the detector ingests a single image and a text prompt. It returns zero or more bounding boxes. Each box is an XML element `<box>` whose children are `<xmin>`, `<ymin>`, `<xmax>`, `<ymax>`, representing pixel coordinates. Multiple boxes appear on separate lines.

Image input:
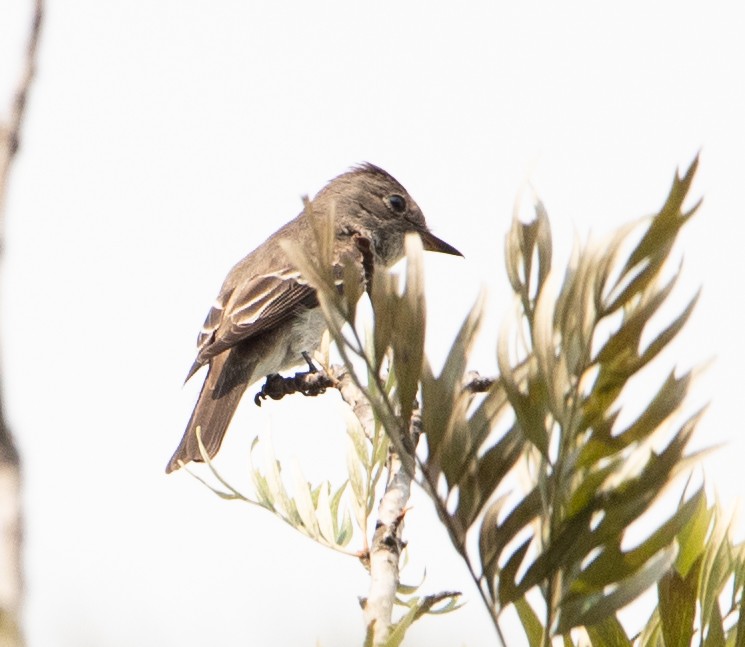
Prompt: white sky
<box><xmin>1</xmin><ymin>1</ymin><xmax>744</xmax><ymax>646</ymax></box>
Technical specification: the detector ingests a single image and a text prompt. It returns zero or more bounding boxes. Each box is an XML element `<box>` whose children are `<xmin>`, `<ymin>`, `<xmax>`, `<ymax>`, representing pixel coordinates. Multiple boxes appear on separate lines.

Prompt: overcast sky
<box><xmin>1</xmin><ymin>2</ymin><xmax>744</xmax><ymax>646</ymax></box>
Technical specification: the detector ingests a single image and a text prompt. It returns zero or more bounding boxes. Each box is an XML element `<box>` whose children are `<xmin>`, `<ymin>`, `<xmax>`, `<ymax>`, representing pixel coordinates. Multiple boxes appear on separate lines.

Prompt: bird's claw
<box><xmin>254</xmin><ymin>360</ymin><xmax>336</xmax><ymax>406</ymax></box>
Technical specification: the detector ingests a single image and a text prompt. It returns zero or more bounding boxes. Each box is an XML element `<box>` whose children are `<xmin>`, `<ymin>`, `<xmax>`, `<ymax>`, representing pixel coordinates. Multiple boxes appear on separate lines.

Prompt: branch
<box><xmin>0</xmin><ymin>0</ymin><xmax>43</xmax><ymax>231</ymax></box>
<box><xmin>335</xmin><ymin>366</ymin><xmax>375</xmax><ymax>439</ymax></box>
<box><xmin>253</xmin><ymin>355</ymin><xmax>337</xmax><ymax>406</ymax></box>
<box><xmin>335</xmin><ymin>366</ymin><xmax>420</xmax><ymax>645</ymax></box>
<box><xmin>0</xmin><ymin>2</ymin><xmax>44</xmax><ymax>644</ymax></box>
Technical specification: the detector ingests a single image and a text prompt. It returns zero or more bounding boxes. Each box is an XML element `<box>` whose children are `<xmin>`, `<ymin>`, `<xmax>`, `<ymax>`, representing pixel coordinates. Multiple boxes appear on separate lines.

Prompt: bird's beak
<box><xmin>419</xmin><ymin>230</ymin><xmax>463</xmax><ymax>257</ymax></box>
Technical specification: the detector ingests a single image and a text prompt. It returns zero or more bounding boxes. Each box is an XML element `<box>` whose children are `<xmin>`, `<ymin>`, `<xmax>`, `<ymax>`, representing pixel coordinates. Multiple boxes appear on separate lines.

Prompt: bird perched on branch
<box><xmin>166</xmin><ymin>163</ymin><xmax>462</xmax><ymax>473</ymax></box>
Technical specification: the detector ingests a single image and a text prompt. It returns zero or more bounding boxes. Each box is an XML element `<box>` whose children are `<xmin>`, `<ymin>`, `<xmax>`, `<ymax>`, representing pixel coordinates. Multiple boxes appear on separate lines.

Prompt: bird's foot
<box><xmin>254</xmin><ymin>355</ymin><xmax>338</xmax><ymax>406</ymax></box>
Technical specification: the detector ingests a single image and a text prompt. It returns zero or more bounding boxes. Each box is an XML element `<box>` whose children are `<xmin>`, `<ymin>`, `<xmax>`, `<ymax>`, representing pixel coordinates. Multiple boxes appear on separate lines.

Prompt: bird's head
<box><xmin>315</xmin><ymin>163</ymin><xmax>462</xmax><ymax>265</ymax></box>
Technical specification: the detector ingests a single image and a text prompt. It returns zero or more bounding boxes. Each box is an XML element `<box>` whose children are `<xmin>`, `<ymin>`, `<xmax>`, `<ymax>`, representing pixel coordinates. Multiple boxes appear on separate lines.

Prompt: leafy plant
<box><xmin>189</xmin><ymin>156</ymin><xmax>745</xmax><ymax>646</ymax></box>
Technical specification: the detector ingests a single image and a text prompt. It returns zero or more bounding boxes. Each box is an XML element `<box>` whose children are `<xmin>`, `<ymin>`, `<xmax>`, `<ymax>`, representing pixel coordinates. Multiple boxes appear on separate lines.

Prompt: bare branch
<box><xmin>0</xmin><ymin>2</ymin><xmax>44</xmax><ymax>644</ymax></box>
<box><xmin>360</xmin><ymin>412</ymin><xmax>420</xmax><ymax>645</ymax></box>
<box><xmin>334</xmin><ymin>366</ymin><xmax>375</xmax><ymax>439</ymax></box>
<box><xmin>335</xmin><ymin>366</ymin><xmax>421</xmax><ymax>645</ymax></box>
<box><xmin>0</xmin><ymin>0</ymin><xmax>43</xmax><ymax>232</ymax></box>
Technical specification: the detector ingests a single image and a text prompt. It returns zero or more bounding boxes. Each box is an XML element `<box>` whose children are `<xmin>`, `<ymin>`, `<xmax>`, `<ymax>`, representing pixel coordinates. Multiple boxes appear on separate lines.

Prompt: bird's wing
<box><xmin>185</xmin><ymin>233</ymin><xmax>372</xmax><ymax>382</ymax></box>
<box><xmin>185</xmin><ymin>267</ymin><xmax>317</xmax><ymax>380</ymax></box>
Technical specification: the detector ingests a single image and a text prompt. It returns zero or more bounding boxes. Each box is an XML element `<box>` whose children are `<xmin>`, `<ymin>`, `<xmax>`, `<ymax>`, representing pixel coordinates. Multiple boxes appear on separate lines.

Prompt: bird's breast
<box><xmin>284</xmin><ymin>306</ymin><xmax>329</xmax><ymax>364</ymax></box>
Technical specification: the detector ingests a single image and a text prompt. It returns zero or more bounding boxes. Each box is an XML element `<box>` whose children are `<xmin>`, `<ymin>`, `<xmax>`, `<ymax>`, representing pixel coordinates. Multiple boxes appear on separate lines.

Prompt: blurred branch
<box><xmin>0</xmin><ymin>2</ymin><xmax>44</xmax><ymax>644</ymax></box>
<box><xmin>0</xmin><ymin>0</ymin><xmax>43</xmax><ymax>231</ymax></box>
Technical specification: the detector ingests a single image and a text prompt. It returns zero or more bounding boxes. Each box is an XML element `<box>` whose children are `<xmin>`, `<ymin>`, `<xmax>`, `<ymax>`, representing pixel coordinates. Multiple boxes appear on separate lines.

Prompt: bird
<box><xmin>166</xmin><ymin>163</ymin><xmax>462</xmax><ymax>473</ymax></box>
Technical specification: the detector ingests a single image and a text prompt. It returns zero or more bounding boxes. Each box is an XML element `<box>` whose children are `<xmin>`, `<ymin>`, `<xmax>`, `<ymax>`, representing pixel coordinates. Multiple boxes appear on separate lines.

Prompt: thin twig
<box><xmin>334</xmin><ymin>366</ymin><xmax>375</xmax><ymax>439</ymax></box>
<box><xmin>0</xmin><ymin>0</ymin><xmax>43</xmax><ymax>235</ymax></box>
<box><xmin>0</xmin><ymin>3</ymin><xmax>44</xmax><ymax>645</ymax></box>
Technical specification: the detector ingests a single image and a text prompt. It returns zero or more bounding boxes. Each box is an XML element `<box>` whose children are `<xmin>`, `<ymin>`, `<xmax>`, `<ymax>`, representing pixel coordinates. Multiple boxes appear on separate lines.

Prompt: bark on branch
<box><xmin>333</xmin><ymin>366</ymin><xmax>420</xmax><ymax>646</ymax></box>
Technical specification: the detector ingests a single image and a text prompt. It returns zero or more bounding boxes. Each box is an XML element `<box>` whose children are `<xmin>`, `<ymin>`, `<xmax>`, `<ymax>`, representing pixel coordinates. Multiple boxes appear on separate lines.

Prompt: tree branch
<box><xmin>0</xmin><ymin>0</ymin><xmax>43</xmax><ymax>231</ymax></box>
<box><xmin>0</xmin><ymin>2</ymin><xmax>44</xmax><ymax>644</ymax></box>
<box><xmin>334</xmin><ymin>365</ymin><xmax>420</xmax><ymax>645</ymax></box>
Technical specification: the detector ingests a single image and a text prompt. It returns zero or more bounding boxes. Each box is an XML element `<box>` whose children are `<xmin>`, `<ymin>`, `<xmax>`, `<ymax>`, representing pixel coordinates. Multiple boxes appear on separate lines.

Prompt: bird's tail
<box><xmin>166</xmin><ymin>350</ymin><xmax>252</xmax><ymax>473</ymax></box>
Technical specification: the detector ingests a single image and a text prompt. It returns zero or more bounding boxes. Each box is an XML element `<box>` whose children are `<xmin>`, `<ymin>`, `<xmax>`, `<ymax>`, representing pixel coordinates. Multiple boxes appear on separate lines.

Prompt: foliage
<box><xmin>190</xmin><ymin>156</ymin><xmax>745</xmax><ymax>646</ymax></box>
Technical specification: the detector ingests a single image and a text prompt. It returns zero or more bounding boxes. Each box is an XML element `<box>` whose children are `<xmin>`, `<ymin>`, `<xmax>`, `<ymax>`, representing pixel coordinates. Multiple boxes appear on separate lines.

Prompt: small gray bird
<box><xmin>166</xmin><ymin>163</ymin><xmax>461</xmax><ymax>473</ymax></box>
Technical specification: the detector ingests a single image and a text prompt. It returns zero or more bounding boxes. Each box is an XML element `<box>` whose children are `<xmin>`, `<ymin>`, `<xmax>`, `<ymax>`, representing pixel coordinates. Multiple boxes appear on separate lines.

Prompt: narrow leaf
<box><xmin>514</xmin><ymin>597</ymin><xmax>545</xmax><ymax>647</ymax></box>
<box><xmin>557</xmin><ymin>545</ymin><xmax>677</xmax><ymax>633</ymax></box>
<box><xmin>658</xmin><ymin>555</ymin><xmax>699</xmax><ymax>647</ymax></box>
<box><xmin>586</xmin><ymin>615</ymin><xmax>632</xmax><ymax>647</ymax></box>
<box><xmin>392</xmin><ymin>234</ymin><xmax>426</xmax><ymax>427</ymax></box>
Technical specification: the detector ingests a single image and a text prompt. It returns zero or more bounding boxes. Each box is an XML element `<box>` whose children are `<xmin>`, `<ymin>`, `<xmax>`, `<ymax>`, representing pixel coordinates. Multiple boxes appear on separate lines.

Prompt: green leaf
<box><xmin>260</xmin><ymin>437</ymin><xmax>300</xmax><ymax>524</ymax></box>
<box><xmin>392</xmin><ymin>234</ymin><xmax>426</xmax><ymax>428</ymax></box>
<box><xmin>532</xmin><ymin>199</ymin><xmax>553</xmax><ymax>294</ymax></box>
<box><xmin>638</xmin><ymin>609</ymin><xmax>662</xmax><ymax>647</ymax></box>
<box><xmin>315</xmin><ymin>481</ymin><xmax>336</xmax><ymax>544</ymax></box>
<box><xmin>675</xmin><ymin>490</ymin><xmax>712</xmax><ymax>578</ymax></box>
<box><xmin>504</xmin><ymin>199</ymin><xmax>553</xmax><ymax>314</ymax></box>
<box><xmin>455</xmin><ymin>425</ymin><xmax>525</xmax><ymax>529</ymax></box>
<box><xmin>701</xmin><ymin>515</ymin><xmax>735</xmax><ymax>638</ymax></box>
<box><xmin>532</xmin><ymin>277</ymin><xmax>569</xmax><ymax>421</ymax></box>
<box><xmin>381</xmin><ymin>600</ymin><xmax>420</xmax><ymax>647</ymax></box>
<box><xmin>476</xmin><ymin>494</ymin><xmax>509</xmax><ymax>599</ymax></box>
<box><xmin>464</xmin><ymin>373</ymin><xmax>513</xmax><ymax>449</ymax></box>
<box><xmin>497</xmin><ymin>537</ymin><xmax>533</xmax><ymax>605</ymax></box>
<box><xmin>419</xmin><ymin>359</ymin><xmax>450</xmax><ymax>471</ymax></box>
<box><xmin>280</xmin><ymin>200</ymin><xmax>337</xmax><ymax>302</ymax></box>
<box><xmin>441</xmin><ymin>290</ymin><xmax>486</xmax><ymax>394</ymax></box>
<box><xmin>291</xmin><ymin>461</ymin><xmax>321</xmax><ymax>537</ymax></box>
<box><xmin>312</xmin><ymin>197</ymin><xmax>336</xmax><ymax>273</ymax></box>
<box><xmin>583</xmin><ymin>370</ymin><xmax>692</xmax><ymax>460</ymax></box>
<box><xmin>557</xmin><ymin>545</ymin><xmax>677</xmax><ymax>633</ymax></box>
<box><xmin>575</xmin><ymin>488</ymin><xmax>705</xmax><ymax>590</ymax></box>
<box><xmin>624</xmin><ymin>155</ymin><xmax>700</xmax><ymax>273</ymax></box>
<box><xmin>602</xmin><ymin>156</ymin><xmax>700</xmax><ymax>316</ymax></box>
<box><xmin>553</xmin><ymin>243</ymin><xmax>599</xmax><ymax>380</ymax></box>
<box><xmin>382</xmin><ymin>593</ymin><xmax>462</xmax><ymax>647</ymax></box>
<box><xmin>347</xmin><ymin>416</ymin><xmax>370</xmax><ymax>465</ymax></box>
<box><xmin>330</xmin><ymin>479</ymin><xmax>347</xmax><ymax>518</ymax></box>
<box><xmin>658</xmin><ymin>555</ymin><xmax>700</xmax><ymax>647</ymax></box>
<box><xmin>704</xmin><ymin>599</ymin><xmax>726</xmax><ymax>647</ymax></box>
<box><xmin>596</xmin><ymin>410</ymin><xmax>703</xmax><ymax>536</ymax></box>
<box><xmin>514</xmin><ymin>597</ymin><xmax>545</xmax><ymax>647</ymax></box>
<box><xmin>516</xmin><ymin>507</ymin><xmax>597</xmax><ymax>600</ymax></box>
<box><xmin>603</xmin><ymin>248</ymin><xmax>667</xmax><ymax>316</ymax></box>
<box><xmin>437</xmin><ymin>399</ymin><xmax>472</xmax><ymax>491</ymax></box>
<box><xmin>586</xmin><ymin>614</ymin><xmax>632</xmax><ymax>647</ymax></box>
<box><xmin>248</xmin><ymin>438</ymin><xmax>276</xmax><ymax>510</ymax></box>
<box><xmin>480</xmin><ymin>487</ymin><xmax>542</xmax><ymax>595</ymax></box>
<box><xmin>574</xmin><ymin>411</ymin><xmax>620</xmax><ymax>467</ymax></box>
<box><xmin>371</xmin><ymin>270</ymin><xmax>399</xmax><ymax>370</ymax></box>
<box><xmin>413</xmin><ymin>593</ymin><xmax>463</xmax><ymax>616</ymax></box>
<box><xmin>634</xmin><ymin>290</ymin><xmax>700</xmax><ymax>373</ymax></box>
<box><xmin>341</xmin><ymin>250</ymin><xmax>364</xmax><ymax>326</ymax></box>
<box><xmin>336</xmin><ymin>508</ymin><xmax>353</xmax><ymax>546</ymax></box>
<box><xmin>346</xmin><ymin>443</ymin><xmax>367</xmax><ymax>528</ymax></box>
<box><xmin>733</xmin><ymin>576</ymin><xmax>745</xmax><ymax>647</ymax></box>
<box><xmin>565</xmin><ymin>460</ymin><xmax>620</xmax><ymax>519</ymax></box>
<box><xmin>504</xmin><ymin>209</ymin><xmax>530</xmax><ymax>302</ymax></box>
<box><xmin>496</xmin><ymin>331</ymin><xmax>548</xmax><ymax>457</ymax></box>
<box><xmin>594</xmin><ymin>273</ymin><xmax>678</xmax><ymax>365</ymax></box>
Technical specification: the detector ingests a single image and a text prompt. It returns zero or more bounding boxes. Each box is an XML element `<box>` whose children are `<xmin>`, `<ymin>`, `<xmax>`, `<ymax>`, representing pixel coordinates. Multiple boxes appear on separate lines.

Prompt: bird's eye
<box><xmin>386</xmin><ymin>194</ymin><xmax>407</xmax><ymax>213</ymax></box>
